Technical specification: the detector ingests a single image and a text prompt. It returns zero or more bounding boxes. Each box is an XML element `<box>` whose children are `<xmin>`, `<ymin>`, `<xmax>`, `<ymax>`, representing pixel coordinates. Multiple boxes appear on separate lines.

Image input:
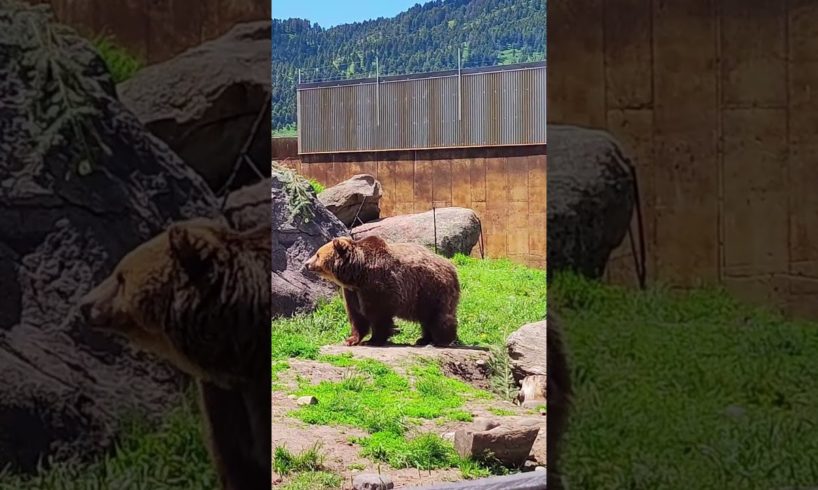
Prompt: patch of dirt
<box><xmin>273</xmin><ymin>346</ymin><xmax>546</xmax><ymax>488</ymax></box>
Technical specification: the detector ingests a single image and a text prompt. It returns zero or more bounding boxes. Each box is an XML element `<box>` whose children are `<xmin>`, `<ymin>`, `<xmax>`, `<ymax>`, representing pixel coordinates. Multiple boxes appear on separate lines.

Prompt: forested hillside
<box><xmin>272</xmin><ymin>0</ymin><xmax>545</xmax><ymax>132</ymax></box>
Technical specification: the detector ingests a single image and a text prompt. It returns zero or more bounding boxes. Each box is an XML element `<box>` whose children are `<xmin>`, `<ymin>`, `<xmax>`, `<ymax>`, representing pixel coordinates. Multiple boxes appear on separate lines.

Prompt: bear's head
<box><xmin>304</xmin><ymin>236</ymin><xmax>390</xmax><ymax>288</ymax></box>
<box><xmin>304</xmin><ymin>236</ymin><xmax>356</xmax><ymax>287</ymax></box>
<box><xmin>77</xmin><ymin>218</ymin><xmax>257</xmax><ymax>382</ymax></box>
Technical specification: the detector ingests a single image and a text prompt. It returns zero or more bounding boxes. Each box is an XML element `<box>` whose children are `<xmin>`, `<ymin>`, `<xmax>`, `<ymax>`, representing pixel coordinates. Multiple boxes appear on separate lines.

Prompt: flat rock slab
<box><xmin>319</xmin><ymin>344</ymin><xmax>493</xmax><ymax>389</ymax></box>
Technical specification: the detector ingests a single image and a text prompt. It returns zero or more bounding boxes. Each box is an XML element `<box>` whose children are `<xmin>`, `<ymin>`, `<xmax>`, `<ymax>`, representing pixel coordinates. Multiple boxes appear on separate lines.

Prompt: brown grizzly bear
<box><xmin>304</xmin><ymin>235</ymin><xmax>460</xmax><ymax>347</ymax></box>
<box><xmin>78</xmin><ymin>218</ymin><xmax>270</xmax><ymax>490</ymax></box>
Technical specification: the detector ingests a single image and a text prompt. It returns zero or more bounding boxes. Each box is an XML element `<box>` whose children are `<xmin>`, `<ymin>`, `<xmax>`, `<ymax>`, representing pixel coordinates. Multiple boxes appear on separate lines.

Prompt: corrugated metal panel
<box><xmin>296</xmin><ymin>63</ymin><xmax>546</xmax><ymax>154</ymax></box>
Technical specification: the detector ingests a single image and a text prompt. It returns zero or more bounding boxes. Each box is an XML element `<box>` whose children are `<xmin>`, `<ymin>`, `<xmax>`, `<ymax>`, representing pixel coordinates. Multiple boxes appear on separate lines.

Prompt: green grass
<box><xmin>552</xmin><ymin>272</ymin><xmax>818</xmax><ymax>489</ymax></box>
<box><xmin>289</xmin><ymin>358</ymin><xmax>487</xmax><ymax>436</ymax></box>
<box><xmin>274</xmin><ymin>444</ymin><xmax>342</xmax><ymax>489</ymax></box>
<box><xmin>274</xmin><ymin>443</ymin><xmax>325</xmax><ymax>475</ymax></box>
<box><xmin>92</xmin><ymin>36</ymin><xmax>142</xmax><ymax>84</ymax></box>
<box><xmin>0</xmin><ymin>393</ymin><xmax>214</xmax><ymax>489</ymax></box>
<box><xmin>357</xmin><ymin>432</ymin><xmax>458</xmax><ymax>470</ymax></box>
<box><xmin>487</xmin><ymin>407</ymin><xmax>515</xmax><ymax>417</ymax></box>
<box><xmin>281</xmin><ymin>471</ymin><xmax>342</xmax><ymax>490</ymax></box>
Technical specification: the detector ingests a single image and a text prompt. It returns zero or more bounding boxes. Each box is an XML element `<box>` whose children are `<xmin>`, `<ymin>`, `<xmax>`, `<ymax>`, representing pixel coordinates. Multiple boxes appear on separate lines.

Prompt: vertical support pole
<box><xmin>376</xmin><ymin>56</ymin><xmax>380</xmax><ymax>126</ymax></box>
<box><xmin>298</xmin><ymin>69</ymin><xmax>301</xmax><ymax>84</ymax></box>
<box><xmin>458</xmin><ymin>47</ymin><xmax>462</xmax><ymax>121</ymax></box>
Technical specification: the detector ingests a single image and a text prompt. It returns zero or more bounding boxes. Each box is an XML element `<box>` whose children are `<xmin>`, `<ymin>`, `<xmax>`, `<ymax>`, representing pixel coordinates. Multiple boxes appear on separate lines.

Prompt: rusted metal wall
<box><xmin>277</xmin><ymin>140</ymin><xmax>546</xmax><ymax>269</ymax></box>
<box><xmin>297</xmin><ymin>62</ymin><xmax>546</xmax><ymax>154</ymax></box>
<box><xmin>550</xmin><ymin>0</ymin><xmax>818</xmax><ymax>319</ymax></box>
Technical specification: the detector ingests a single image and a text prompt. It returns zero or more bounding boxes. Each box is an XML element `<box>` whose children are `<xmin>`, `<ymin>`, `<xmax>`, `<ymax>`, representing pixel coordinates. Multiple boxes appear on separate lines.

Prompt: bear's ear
<box><xmin>168</xmin><ymin>226</ymin><xmax>212</xmax><ymax>277</ymax></box>
<box><xmin>333</xmin><ymin>237</ymin><xmax>353</xmax><ymax>255</ymax></box>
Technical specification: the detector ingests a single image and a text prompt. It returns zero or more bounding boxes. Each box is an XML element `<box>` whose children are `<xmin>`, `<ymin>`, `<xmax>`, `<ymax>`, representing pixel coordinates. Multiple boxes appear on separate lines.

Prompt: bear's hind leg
<box><xmin>425</xmin><ymin>314</ymin><xmax>458</xmax><ymax>347</ymax></box>
<box><xmin>343</xmin><ymin>288</ymin><xmax>370</xmax><ymax>346</ymax></box>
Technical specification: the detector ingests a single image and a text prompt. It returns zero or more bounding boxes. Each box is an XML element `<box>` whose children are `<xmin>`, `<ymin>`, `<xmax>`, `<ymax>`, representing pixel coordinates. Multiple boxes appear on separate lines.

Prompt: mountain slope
<box><xmin>272</xmin><ymin>0</ymin><xmax>546</xmax><ymax>131</ymax></box>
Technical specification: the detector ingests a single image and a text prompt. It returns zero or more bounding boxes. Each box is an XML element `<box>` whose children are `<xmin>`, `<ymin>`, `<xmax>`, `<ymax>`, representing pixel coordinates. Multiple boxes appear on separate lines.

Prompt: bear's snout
<box><xmin>78</xmin><ymin>295</ymin><xmax>105</xmax><ymax>327</ymax></box>
<box><xmin>304</xmin><ymin>255</ymin><xmax>317</xmax><ymax>271</ymax></box>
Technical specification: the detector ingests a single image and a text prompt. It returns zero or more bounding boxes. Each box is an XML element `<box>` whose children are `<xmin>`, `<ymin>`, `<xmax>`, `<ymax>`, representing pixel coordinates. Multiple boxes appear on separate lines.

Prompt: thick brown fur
<box><xmin>79</xmin><ymin>218</ymin><xmax>270</xmax><ymax>490</ymax></box>
<box><xmin>305</xmin><ymin>236</ymin><xmax>460</xmax><ymax>347</ymax></box>
<box><xmin>547</xmin><ymin>311</ymin><xmax>572</xmax><ymax>490</ymax></box>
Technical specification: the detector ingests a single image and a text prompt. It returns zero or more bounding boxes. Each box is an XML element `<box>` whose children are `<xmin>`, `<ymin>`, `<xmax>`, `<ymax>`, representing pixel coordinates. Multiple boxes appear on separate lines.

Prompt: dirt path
<box><xmin>272</xmin><ymin>347</ymin><xmax>546</xmax><ymax>488</ymax></box>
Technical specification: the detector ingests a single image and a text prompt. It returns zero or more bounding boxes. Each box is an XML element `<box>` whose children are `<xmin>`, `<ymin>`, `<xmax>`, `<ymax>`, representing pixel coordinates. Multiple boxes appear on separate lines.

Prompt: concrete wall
<box><xmin>275</xmin><ymin>139</ymin><xmax>547</xmax><ymax>269</ymax></box>
<box><xmin>549</xmin><ymin>0</ymin><xmax>818</xmax><ymax>317</ymax></box>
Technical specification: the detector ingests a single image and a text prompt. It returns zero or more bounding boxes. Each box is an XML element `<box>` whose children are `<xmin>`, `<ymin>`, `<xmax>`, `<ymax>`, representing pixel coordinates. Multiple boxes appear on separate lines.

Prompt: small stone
<box><xmin>441</xmin><ymin>431</ymin><xmax>456</xmax><ymax>442</ymax></box>
<box><xmin>287</xmin><ymin>394</ymin><xmax>296</xmax><ymax>400</ymax></box>
<box><xmin>473</xmin><ymin>417</ymin><xmax>500</xmax><ymax>432</ymax></box>
<box><xmin>476</xmin><ymin>359</ymin><xmax>487</xmax><ymax>367</ymax></box>
<box><xmin>534</xmin><ymin>466</ymin><xmax>546</xmax><ymax>472</ymax></box>
<box><xmin>296</xmin><ymin>395</ymin><xmax>317</xmax><ymax>406</ymax></box>
<box><xmin>353</xmin><ymin>473</ymin><xmax>394</xmax><ymax>490</ymax></box>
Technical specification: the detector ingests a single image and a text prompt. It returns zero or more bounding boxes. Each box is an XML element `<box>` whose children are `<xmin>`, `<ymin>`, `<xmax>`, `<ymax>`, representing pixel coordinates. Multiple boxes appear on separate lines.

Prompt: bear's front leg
<box><xmin>342</xmin><ymin>288</ymin><xmax>370</xmax><ymax>346</ymax></box>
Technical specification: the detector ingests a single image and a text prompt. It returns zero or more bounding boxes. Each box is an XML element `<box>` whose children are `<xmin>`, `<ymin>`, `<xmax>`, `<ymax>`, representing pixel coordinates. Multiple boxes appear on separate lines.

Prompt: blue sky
<box><xmin>272</xmin><ymin>0</ymin><xmax>428</xmax><ymax>28</ymax></box>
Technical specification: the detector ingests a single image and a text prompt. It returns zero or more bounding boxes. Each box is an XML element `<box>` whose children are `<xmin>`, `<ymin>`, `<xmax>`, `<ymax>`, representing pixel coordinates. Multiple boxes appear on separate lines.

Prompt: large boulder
<box><xmin>119</xmin><ymin>21</ymin><xmax>271</xmax><ymax>193</ymax></box>
<box><xmin>506</xmin><ymin>321</ymin><xmax>546</xmax><ymax>383</ymax></box>
<box><xmin>223</xmin><ymin>177</ymin><xmax>270</xmax><ymax>231</ymax></box>
<box><xmin>0</xmin><ymin>8</ymin><xmax>217</xmax><ymax>472</ymax></box>
<box><xmin>272</xmin><ymin>165</ymin><xmax>348</xmax><ymax>317</ymax></box>
<box><xmin>318</xmin><ymin>174</ymin><xmax>382</xmax><ymax>227</ymax></box>
<box><xmin>547</xmin><ymin>125</ymin><xmax>635</xmax><ymax>278</ymax></box>
<box><xmin>351</xmin><ymin>207</ymin><xmax>479</xmax><ymax>258</ymax></box>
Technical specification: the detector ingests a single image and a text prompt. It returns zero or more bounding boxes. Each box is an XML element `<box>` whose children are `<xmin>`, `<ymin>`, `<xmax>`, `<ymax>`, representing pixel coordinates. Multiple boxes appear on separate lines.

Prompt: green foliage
<box><xmin>487</xmin><ymin>407</ymin><xmax>515</xmax><ymax>417</ymax></box>
<box><xmin>273</xmin><ymin>124</ymin><xmax>298</xmax><ymax>138</ymax></box>
<box><xmin>92</xmin><ymin>35</ymin><xmax>142</xmax><ymax>83</ymax></box>
<box><xmin>5</xmin><ymin>1</ymin><xmax>111</xmax><ymax>176</ymax></box>
<box><xmin>552</xmin><ymin>272</ymin><xmax>818</xmax><ymax>489</ymax></box>
<box><xmin>272</xmin><ymin>0</ymin><xmax>546</xmax><ymax>129</ymax></box>
<box><xmin>0</xmin><ymin>393</ymin><xmax>215</xmax><ymax>489</ymax></box>
<box><xmin>274</xmin><ymin>163</ymin><xmax>319</xmax><ymax>222</ymax></box>
<box><xmin>309</xmin><ymin>179</ymin><xmax>326</xmax><ymax>194</ymax></box>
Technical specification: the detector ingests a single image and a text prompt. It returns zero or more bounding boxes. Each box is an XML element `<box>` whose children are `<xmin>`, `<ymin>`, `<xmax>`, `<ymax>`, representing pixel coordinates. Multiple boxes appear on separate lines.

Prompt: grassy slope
<box><xmin>552</xmin><ymin>272</ymin><xmax>818</xmax><ymax>489</ymax></box>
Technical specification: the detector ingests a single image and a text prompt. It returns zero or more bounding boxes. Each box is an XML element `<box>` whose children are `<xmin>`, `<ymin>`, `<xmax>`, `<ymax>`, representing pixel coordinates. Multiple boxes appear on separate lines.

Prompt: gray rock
<box><xmin>534</xmin><ymin>466</ymin><xmax>546</xmax><ymax>472</ymax></box>
<box><xmin>0</xmin><ymin>8</ymin><xmax>217</xmax><ymax>472</ymax></box>
<box><xmin>318</xmin><ymin>174</ymin><xmax>382</xmax><ymax>226</ymax></box>
<box><xmin>271</xmin><ymin>165</ymin><xmax>348</xmax><ymax>318</ymax></box>
<box><xmin>547</xmin><ymin>125</ymin><xmax>635</xmax><ymax>278</ymax></box>
<box><xmin>442</xmin><ymin>431</ymin><xmax>456</xmax><ymax>442</ymax></box>
<box><xmin>506</xmin><ymin>321</ymin><xmax>546</xmax><ymax>383</ymax></box>
<box><xmin>353</xmin><ymin>473</ymin><xmax>394</xmax><ymax>490</ymax></box>
<box><xmin>351</xmin><ymin>207</ymin><xmax>480</xmax><ymax>258</ymax></box>
<box><xmin>454</xmin><ymin>426</ymin><xmax>540</xmax><ymax>468</ymax></box>
<box><xmin>119</xmin><ymin>22</ymin><xmax>271</xmax><ymax>193</ymax></box>
<box><xmin>296</xmin><ymin>396</ymin><xmax>317</xmax><ymax>406</ymax></box>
